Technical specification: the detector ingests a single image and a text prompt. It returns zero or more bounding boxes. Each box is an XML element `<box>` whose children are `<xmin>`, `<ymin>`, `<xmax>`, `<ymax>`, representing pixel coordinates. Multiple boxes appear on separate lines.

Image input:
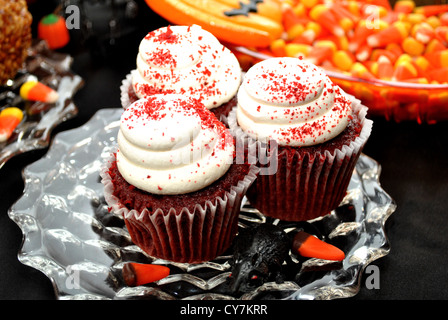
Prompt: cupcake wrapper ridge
<box><xmin>228</xmin><ymin>96</ymin><xmax>373</xmax><ymax>221</ymax></box>
<box><xmin>120</xmin><ymin>72</ymin><xmax>133</xmax><ymax>109</ymax></box>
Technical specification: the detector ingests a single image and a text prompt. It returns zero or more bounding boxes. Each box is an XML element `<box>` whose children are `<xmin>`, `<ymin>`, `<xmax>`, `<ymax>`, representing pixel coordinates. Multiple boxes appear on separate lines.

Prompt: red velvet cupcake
<box><xmin>101</xmin><ymin>95</ymin><xmax>257</xmax><ymax>263</ymax></box>
<box><xmin>228</xmin><ymin>57</ymin><xmax>373</xmax><ymax>221</ymax></box>
<box><xmin>120</xmin><ymin>25</ymin><xmax>241</xmax><ymax>123</ymax></box>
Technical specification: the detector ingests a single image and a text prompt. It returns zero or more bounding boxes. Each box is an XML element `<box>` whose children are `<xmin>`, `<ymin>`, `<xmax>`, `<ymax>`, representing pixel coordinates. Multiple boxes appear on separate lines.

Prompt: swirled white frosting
<box><xmin>131</xmin><ymin>25</ymin><xmax>241</xmax><ymax>110</ymax></box>
<box><xmin>116</xmin><ymin>95</ymin><xmax>235</xmax><ymax>195</ymax></box>
<box><xmin>236</xmin><ymin>57</ymin><xmax>352</xmax><ymax>146</ymax></box>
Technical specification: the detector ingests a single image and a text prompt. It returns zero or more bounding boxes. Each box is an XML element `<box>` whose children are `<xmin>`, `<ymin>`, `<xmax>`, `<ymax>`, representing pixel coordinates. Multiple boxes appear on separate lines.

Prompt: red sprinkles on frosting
<box><xmin>277</xmin><ymin>85</ymin><xmax>351</xmax><ymax>144</ymax></box>
<box><xmin>148</xmin><ymin>49</ymin><xmax>177</xmax><ymax>68</ymax></box>
<box><xmin>250</xmin><ymin>59</ymin><xmax>324</xmax><ymax>105</ymax></box>
<box><xmin>247</xmin><ymin>58</ymin><xmax>352</xmax><ymax>145</ymax></box>
<box><xmin>135</xmin><ymin>26</ymin><xmax>237</xmax><ymax>106</ymax></box>
<box><xmin>123</xmin><ymin>96</ymin><xmax>233</xmax><ymax>151</ymax></box>
<box><xmin>146</xmin><ymin>25</ymin><xmax>178</xmax><ymax>44</ymax></box>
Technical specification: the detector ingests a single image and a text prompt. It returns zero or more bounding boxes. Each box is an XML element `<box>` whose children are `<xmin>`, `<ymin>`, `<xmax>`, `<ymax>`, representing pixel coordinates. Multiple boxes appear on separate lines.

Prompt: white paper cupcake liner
<box><xmin>120</xmin><ymin>72</ymin><xmax>133</xmax><ymax>109</ymax></box>
<box><xmin>100</xmin><ymin>151</ymin><xmax>259</xmax><ymax>263</ymax></box>
<box><xmin>228</xmin><ymin>96</ymin><xmax>373</xmax><ymax>221</ymax></box>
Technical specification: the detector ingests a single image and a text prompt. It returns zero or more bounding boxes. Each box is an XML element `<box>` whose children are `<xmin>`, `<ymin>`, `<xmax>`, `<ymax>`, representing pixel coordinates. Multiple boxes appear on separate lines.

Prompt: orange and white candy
<box><xmin>20</xmin><ymin>80</ymin><xmax>59</xmax><ymax>103</ymax></box>
<box><xmin>0</xmin><ymin>107</ymin><xmax>24</xmax><ymax>142</ymax></box>
<box><xmin>122</xmin><ymin>263</ymin><xmax>170</xmax><ymax>287</ymax></box>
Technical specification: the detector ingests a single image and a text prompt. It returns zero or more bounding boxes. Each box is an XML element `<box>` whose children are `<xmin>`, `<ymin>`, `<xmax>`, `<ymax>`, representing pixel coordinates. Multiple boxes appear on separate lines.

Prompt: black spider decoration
<box><xmin>224</xmin><ymin>0</ymin><xmax>264</xmax><ymax>17</ymax></box>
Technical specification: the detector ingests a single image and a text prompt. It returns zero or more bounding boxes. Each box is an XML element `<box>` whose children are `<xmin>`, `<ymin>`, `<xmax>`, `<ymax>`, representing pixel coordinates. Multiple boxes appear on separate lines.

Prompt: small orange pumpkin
<box><xmin>144</xmin><ymin>0</ymin><xmax>283</xmax><ymax>47</ymax></box>
<box><xmin>38</xmin><ymin>14</ymin><xmax>70</xmax><ymax>49</ymax></box>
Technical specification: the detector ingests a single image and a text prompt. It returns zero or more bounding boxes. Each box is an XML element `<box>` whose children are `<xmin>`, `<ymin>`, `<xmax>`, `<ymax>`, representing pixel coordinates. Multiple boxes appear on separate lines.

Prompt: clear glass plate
<box><xmin>8</xmin><ymin>108</ymin><xmax>396</xmax><ymax>300</ymax></box>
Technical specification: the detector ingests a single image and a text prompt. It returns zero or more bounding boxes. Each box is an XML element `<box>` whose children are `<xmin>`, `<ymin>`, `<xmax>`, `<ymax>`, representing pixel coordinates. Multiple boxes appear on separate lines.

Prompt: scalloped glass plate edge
<box><xmin>8</xmin><ymin>107</ymin><xmax>397</xmax><ymax>300</ymax></box>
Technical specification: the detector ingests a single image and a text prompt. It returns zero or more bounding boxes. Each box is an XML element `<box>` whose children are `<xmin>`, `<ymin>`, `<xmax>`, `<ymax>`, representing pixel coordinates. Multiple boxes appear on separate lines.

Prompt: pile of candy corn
<box><xmin>0</xmin><ymin>107</ymin><xmax>23</xmax><ymax>143</ymax></box>
<box><xmin>257</xmin><ymin>0</ymin><xmax>448</xmax><ymax>84</ymax></box>
<box><xmin>0</xmin><ymin>80</ymin><xmax>59</xmax><ymax>144</ymax></box>
<box><xmin>20</xmin><ymin>79</ymin><xmax>59</xmax><ymax>104</ymax></box>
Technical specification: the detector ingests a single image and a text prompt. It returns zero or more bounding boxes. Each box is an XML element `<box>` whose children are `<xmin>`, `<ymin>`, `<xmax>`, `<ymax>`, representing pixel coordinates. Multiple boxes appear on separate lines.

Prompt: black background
<box><xmin>1</xmin><ymin>0</ymin><xmax>447</xmax><ymax>302</ymax></box>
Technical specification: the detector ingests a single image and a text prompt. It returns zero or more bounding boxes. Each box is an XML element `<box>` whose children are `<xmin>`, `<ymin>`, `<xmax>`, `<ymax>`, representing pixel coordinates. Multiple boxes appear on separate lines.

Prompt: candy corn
<box><xmin>367</xmin><ymin>21</ymin><xmax>409</xmax><ymax>48</ymax></box>
<box><xmin>282</xmin><ymin>3</ymin><xmax>310</xmax><ymax>31</ymax></box>
<box><xmin>20</xmin><ymin>80</ymin><xmax>59</xmax><ymax>103</ymax></box>
<box><xmin>440</xmin><ymin>12</ymin><xmax>448</xmax><ymax>26</ymax></box>
<box><xmin>328</xmin><ymin>1</ymin><xmax>358</xmax><ymax>32</ymax></box>
<box><xmin>435</xmin><ymin>26</ymin><xmax>448</xmax><ymax>43</ymax></box>
<box><xmin>350</xmin><ymin>62</ymin><xmax>376</xmax><ymax>80</ymax></box>
<box><xmin>300</xmin><ymin>0</ymin><xmax>319</xmax><ymax>9</ymax></box>
<box><xmin>426</xmin><ymin>15</ymin><xmax>442</xmax><ymax>29</ymax></box>
<box><xmin>393</xmin><ymin>59</ymin><xmax>418</xmax><ymax>80</ymax></box>
<box><xmin>0</xmin><ymin>107</ymin><xmax>24</xmax><ymax>142</ymax></box>
<box><xmin>386</xmin><ymin>42</ymin><xmax>404</xmax><ymax>59</ymax></box>
<box><xmin>376</xmin><ymin>55</ymin><xmax>395</xmax><ymax>80</ymax></box>
<box><xmin>332</xmin><ymin>50</ymin><xmax>354</xmax><ymax>71</ymax></box>
<box><xmin>415</xmin><ymin>4</ymin><xmax>448</xmax><ymax>17</ymax></box>
<box><xmin>291</xmin><ymin>28</ymin><xmax>317</xmax><ymax>45</ymax></box>
<box><xmin>425</xmin><ymin>49</ymin><xmax>448</xmax><ymax>68</ymax></box>
<box><xmin>122</xmin><ymin>262</ymin><xmax>170</xmax><ymax>287</ymax></box>
<box><xmin>270</xmin><ymin>38</ymin><xmax>287</xmax><ymax>56</ymax></box>
<box><xmin>426</xmin><ymin>67</ymin><xmax>448</xmax><ymax>83</ymax></box>
<box><xmin>286</xmin><ymin>23</ymin><xmax>305</xmax><ymax>41</ymax></box>
<box><xmin>394</xmin><ymin>0</ymin><xmax>416</xmax><ymax>14</ymax></box>
<box><xmin>285</xmin><ymin>43</ymin><xmax>311</xmax><ymax>57</ymax></box>
<box><xmin>292</xmin><ymin>231</ymin><xmax>345</xmax><ymax>261</ymax></box>
<box><xmin>360</xmin><ymin>0</ymin><xmax>392</xmax><ymax>11</ymax></box>
<box><xmin>402</xmin><ymin>36</ymin><xmax>425</xmax><ymax>56</ymax></box>
<box><xmin>412</xmin><ymin>22</ymin><xmax>435</xmax><ymax>44</ymax></box>
<box><xmin>309</xmin><ymin>4</ymin><xmax>345</xmax><ymax>37</ymax></box>
<box><xmin>306</xmin><ymin>43</ymin><xmax>335</xmax><ymax>65</ymax></box>
<box><xmin>413</xmin><ymin>55</ymin><xmax>431</xmax><ymax>75</ymax></box>
<box><xmin>348</xmin><ymin>19</ymin><xmax>376</xmax><ymax>52</ymax></box>
<box><xmin>355</xmin><ymin>43</ymin><xmax>372</xmax><ymax>61</ymax></box>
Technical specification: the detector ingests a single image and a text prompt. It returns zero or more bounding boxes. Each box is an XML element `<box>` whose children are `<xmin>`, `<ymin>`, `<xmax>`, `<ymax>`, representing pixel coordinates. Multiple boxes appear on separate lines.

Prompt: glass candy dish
<box><xmin>231</xmin><ymin>46</ymin><xmax>448</xmax><ymax>124</ymax></box>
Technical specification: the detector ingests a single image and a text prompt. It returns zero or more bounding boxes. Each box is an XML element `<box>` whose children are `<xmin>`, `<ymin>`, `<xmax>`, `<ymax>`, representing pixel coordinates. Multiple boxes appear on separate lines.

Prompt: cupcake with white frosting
<box><xmin>228</xmin><ymin>57</ymin><xmax>373</xmax><ymax>221</ymax></box>
<box><xmin>121</xmin><ymin>25</ymin><xmax>241</xmax><ymax>123</ymax></box>
<box><xmin>102</xmin><ymin>94</ymin><xmax>257</xmax><ymax>263</ymax></box>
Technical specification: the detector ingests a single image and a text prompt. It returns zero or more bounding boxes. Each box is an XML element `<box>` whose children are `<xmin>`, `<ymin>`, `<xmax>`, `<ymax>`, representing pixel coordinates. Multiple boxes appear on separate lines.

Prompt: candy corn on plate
<box><xmin>0</xmin><ymin>41</ymin><xmax>83</xmax><ymax>169</ymax></box>
<box><xmin>147</xmin><ymin>0</ymin><xmax>448</xmax><ymax>123</ymax></box>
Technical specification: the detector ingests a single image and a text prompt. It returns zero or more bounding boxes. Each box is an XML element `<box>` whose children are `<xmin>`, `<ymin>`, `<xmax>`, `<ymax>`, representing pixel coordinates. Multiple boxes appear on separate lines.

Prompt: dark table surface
<box><xmin>1</xmin><ymin>1</ymin><xmax>447</xmax><ymax>301</ymax></box>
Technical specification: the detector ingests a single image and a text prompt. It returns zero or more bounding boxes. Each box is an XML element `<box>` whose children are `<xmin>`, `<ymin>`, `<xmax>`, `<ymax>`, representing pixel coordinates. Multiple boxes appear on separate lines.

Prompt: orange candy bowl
<box><xmin>332</xmin><ymin>71</ymin><xmax>448</xmax><ymax>124</ymax></box>
<box><xmin>329</xmin><ymin>70</ymin><xmax>448</xmax><ymax>124</ymax></box>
